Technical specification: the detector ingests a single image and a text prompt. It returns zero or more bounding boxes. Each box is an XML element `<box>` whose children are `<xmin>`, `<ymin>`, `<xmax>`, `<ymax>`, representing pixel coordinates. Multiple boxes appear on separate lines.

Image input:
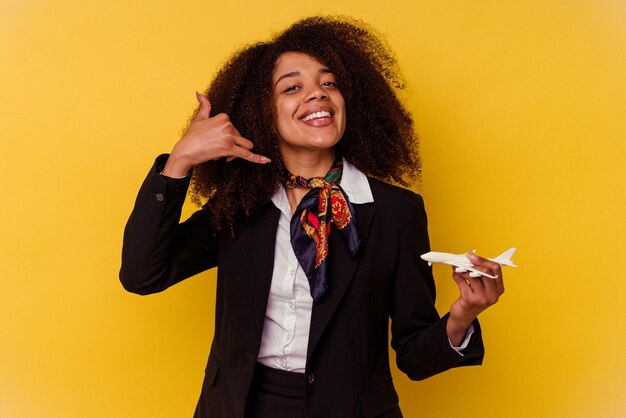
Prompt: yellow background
<box><xmin>1</xmin><ymin>0</ymin><xmax>625</xmax><ymax>417</ymax></box>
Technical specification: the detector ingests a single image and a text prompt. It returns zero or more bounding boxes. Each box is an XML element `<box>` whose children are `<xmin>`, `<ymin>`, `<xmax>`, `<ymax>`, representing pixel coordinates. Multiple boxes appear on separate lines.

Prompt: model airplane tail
<box><xmin>489</xmin><ymin>247</ymin><xmax>517</xmax><ymax>267</ymax></box>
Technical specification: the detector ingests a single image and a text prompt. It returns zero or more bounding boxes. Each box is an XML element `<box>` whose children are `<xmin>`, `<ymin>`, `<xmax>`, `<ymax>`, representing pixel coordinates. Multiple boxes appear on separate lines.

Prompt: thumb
<box><xmin>466</xmin><ymin>250</ymin><xmax>483</xmax><ymax>266</ymax></box>
<box><xmin>195</xmin><ymin>91</ymin><xmax>212</xmax><ymax>119</ymax></box>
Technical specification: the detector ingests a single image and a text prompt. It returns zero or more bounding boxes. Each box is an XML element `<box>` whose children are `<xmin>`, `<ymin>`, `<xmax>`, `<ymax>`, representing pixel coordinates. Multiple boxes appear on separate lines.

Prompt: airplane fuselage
<box><xmin>420</xmin><ymin>248</ymin><xmax>517</xmax><ymax>279</ymax></box>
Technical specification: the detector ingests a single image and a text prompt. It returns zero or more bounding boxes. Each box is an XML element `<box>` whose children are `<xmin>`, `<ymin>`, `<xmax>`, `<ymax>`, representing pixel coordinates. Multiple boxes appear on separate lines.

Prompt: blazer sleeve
<box><xmin>389</xmin><ymin>192</ymin><xmax>484</xmax><ymax>381</ymax></box>
<box><xmin>119</xmin><ymin>154</ymin><xmax>219</xmax><ymax>295</ymax></box>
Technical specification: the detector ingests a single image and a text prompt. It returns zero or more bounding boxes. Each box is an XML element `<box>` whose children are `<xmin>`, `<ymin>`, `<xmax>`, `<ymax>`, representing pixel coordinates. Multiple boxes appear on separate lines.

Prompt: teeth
<box><xmin>302</xmin><ymin>111</ymin><xmax>331</xmax><ymax>121</ymax></box>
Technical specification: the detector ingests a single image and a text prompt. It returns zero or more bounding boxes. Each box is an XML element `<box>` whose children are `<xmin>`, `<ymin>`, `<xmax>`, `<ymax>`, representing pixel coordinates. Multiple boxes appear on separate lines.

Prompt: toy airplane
<box><xmin>420</xmin><ymin>248</ymin><xmax>517</xmax><ymax>279</ymax></box>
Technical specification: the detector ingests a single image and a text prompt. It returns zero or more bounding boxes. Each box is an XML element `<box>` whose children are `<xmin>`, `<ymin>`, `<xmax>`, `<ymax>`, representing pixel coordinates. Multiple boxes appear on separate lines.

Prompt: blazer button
<box><xmin>307</xmin><ymin>373</ymin><xmax>315</xmax><ymax>384</ymax></box>
<box><xmin>155</xmin><ymin>193</ymin><xmax>164</xmax><ymax>202</ymax></box>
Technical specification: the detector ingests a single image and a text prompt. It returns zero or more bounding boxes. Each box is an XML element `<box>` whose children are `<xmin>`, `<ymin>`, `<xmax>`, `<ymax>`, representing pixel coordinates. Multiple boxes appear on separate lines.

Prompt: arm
<box><xmin>120</xmin><ymin>92</ymin><xmax>272</xmax><ymax>295</ymax></box>
<box><xmin>119</xmin><ymin>154</ymin><xmax>218</xmax><ymax>295</ymax></box>
<box><xmin>390</xmin><ymin>193</ymin><xmax>484</xmax><ymax>381</ymax></box>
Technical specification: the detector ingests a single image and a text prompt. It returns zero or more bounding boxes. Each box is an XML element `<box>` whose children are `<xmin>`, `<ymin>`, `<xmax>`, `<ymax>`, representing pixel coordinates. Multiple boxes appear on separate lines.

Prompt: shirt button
<box><xmin>288</xmin><ymin>302</ymin><xmax>294</xmax><ymax>309</ymax></box>
<box><xmin>279</xmin><ymin>358</ymin><xmax>285</xmax><ymax>365</ymax></box>
<box><xmin>307</xmin><ymin>374</ymin><xmax>315</xmax><ymax>384</ymax></box>
<box><xmin>155</xmin><ymin>193</ymin><xmax>164</xmax><ymax>202</ymax></box>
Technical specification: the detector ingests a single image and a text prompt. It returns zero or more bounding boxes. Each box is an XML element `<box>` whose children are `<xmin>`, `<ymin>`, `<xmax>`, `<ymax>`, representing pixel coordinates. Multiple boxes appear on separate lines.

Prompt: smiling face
<box><xmin>272</xmin><ymin>52</ymin><xmax>346</xmax><ymax>161</ymax></box>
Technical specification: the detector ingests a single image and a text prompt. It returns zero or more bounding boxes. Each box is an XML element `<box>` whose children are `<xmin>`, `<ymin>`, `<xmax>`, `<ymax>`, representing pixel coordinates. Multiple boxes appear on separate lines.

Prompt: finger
<box><xmin>452</xmin><ymin>271</ymin><xmax>474</xmax><ymax>294</ymax></box>
<box><xmin>470</xmin><ymin>265</ymin><xmax>504</xmax><ymax>305</ymax></box>
<box><xmin>467</xmin><ymin>252</ymin><xmax>500</xmax><ymax>278</ymax></box>
<box><xmin>228</xmin><ymin>143</ymin><xmax>271</xmax><ymax>164</ymax></box>
<box><xmin>478</xmin><ymin>273</ymin><xmax>499</xmax><ymax>295</ymax></box>
<box><xmin>223</xmin><ymin>134</ymin><xmax>264</xmax><ymax>162</ymax></box>
<box><xmin>477</xmin><ymin>276</ymin><xmax>502</xmax><ymax>307</ymax></box>
<box><xmin>451</xmin><ymin>266</ymin><xmax>476</xmax><ymax>287</ymax></box>
<box><xmin>195</xmin><ymin>91</ymin><xmax>212</xmax><ymax>120</ymax></box>
<box><xmin>467</xmin><ymin>252</ymin><xmax>500</xmax><ymax>270</ymax></box>
<box><xmin>494</xmin><ymin>269</ymin><xmax>505</xmax><ymax>294</ymax></box>
<box><xmin>457</xmin><ymin>273</ymin><xmax>499</xmax><ymax>310</ymax></box>
<box><xmin>234</xmin><ymin>135</ymin><xmax>254</xmax><ymax>151</ymax></box>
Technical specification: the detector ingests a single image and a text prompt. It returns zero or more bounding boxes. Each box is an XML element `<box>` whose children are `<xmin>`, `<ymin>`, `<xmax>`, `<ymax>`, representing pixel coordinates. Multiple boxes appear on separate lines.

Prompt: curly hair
<box><xmin>187</xmin><ymin>16</ymin><xmax>421</xmax><ymax>230</ymax></box>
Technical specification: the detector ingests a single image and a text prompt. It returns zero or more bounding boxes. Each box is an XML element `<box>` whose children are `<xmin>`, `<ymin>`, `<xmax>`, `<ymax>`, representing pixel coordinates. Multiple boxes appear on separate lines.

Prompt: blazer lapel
<box><xmin>307</xmin><ymin>202</ymin><xmax>377</xmax><ymax>361</ymax></box>
<box><xmin>244</xmin><ymin>204</ymin><xmax>281</xmax><ymax>335</ymax></box>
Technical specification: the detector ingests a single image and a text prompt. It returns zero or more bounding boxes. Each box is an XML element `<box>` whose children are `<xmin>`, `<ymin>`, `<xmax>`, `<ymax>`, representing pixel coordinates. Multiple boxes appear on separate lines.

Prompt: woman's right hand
<box><xmin>162</xmin><ymin>92</ymin><xmax>271</xmax><ymax>177</ymax></box>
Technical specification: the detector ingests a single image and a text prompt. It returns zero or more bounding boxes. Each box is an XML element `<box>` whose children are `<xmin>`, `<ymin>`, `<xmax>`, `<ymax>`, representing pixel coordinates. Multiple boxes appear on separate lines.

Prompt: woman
<box><xmin>120</xmin><ymin>16</ymin><xmax>504</xmax><ymax>418</ymax></box>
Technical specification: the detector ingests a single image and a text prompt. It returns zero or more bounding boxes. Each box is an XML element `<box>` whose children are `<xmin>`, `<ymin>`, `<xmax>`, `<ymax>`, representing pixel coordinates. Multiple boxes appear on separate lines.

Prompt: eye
<box><xmin>321</xmin><ymin>81</ymin><xmax>338</xmax><ymax>88</ymax></box>
<box><xmin>283</xmin><ymin>84</ymin><xmax>300</xmax><ymax>93</ymax></box>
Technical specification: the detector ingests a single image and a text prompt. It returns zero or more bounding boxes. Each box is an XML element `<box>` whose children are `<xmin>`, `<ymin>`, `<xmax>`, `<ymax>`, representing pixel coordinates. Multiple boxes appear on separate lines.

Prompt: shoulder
<box><xmin>366</xmin><ymin>177</ymin><xmax>425</xmax><ymax>213</ymax></box>
<box><xmin>363</xmin><ymin>178</ymin><xmax>431</xmax><ymax>251</ymax></box>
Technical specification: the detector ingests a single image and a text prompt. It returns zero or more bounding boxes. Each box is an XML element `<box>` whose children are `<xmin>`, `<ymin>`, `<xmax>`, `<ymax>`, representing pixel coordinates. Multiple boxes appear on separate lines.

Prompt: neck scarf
<box><xmin>284</xmin><ymin>158</ymin><xmax>361</xmax><ymax>301</ymax></box>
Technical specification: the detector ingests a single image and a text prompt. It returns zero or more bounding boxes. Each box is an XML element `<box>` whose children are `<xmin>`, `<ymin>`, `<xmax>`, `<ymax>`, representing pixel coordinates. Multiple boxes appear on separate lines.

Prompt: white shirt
<box><xmin>256</xmin><ymin>159</ymin><xmax>471</xmax><ymax>372</ymax></box>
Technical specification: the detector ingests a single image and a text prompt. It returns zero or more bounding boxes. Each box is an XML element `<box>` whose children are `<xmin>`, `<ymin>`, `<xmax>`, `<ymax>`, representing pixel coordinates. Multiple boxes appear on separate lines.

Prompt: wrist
<box><xmin>162</xmin><ymin>153</ymin><xmax>194</xmax><ymax>178</ymax></box>
<box><xmin>446</xmin><ymin>314</ymin><xmax>475</xmax><ymax>346</ymax></box>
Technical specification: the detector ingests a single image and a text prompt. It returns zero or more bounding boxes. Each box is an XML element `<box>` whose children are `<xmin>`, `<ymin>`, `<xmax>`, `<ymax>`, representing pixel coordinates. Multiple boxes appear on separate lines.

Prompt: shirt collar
<box><xmin>340</xmin><ymin>158</ymin><xmax>374</xmax><ymax>204</ymax></box>
<box><xmin>271</xmin><ymin>158</ymin><xmax>374</xmax><ymax>217</ymax></box>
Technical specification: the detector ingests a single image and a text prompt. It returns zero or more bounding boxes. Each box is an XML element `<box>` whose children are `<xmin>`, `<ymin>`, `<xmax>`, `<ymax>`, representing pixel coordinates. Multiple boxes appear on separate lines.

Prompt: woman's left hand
<box><xmin>446</xmin><ymin>252</ymin><xmax>505</xmax><ymax>346</ymax></box>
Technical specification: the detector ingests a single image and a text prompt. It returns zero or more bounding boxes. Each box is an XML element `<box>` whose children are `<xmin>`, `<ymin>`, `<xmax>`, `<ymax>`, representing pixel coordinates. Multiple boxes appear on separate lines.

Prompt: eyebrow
<box><xmin>273</xmin><ymin>68</ymin><xmax>333</xmax><ymax>88</ymax></box>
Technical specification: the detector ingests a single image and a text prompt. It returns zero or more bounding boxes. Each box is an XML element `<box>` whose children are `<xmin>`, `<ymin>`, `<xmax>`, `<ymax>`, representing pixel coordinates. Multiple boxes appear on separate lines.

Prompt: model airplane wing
<box><xmin>450</xmin><ymin>262</ymin><xmax>498</xmax><ymax>279</ymax></box>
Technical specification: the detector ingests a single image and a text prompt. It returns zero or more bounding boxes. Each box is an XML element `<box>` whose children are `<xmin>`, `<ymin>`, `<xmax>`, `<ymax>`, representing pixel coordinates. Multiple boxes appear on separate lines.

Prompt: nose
<box><xmin>304</xmin><ymin>85</ymin><xmax>328</xmax><ymax>102</ymax></box>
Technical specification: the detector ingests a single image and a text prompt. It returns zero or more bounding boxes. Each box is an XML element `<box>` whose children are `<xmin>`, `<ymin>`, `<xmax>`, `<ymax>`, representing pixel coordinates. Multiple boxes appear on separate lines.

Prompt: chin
<box><xmin>280</xmin><ymin>135</ymin><xmax>341</xmax><ymax>153</ymax></box>
<box><xmin>305</xmin><ymin>132</ymin><xmax>343</xmax><ymax>148</ymax></box>
<box><xmin>308</xmin><ymin>138</ymin><xmax>341</xmax><ymax>149</ymax></box>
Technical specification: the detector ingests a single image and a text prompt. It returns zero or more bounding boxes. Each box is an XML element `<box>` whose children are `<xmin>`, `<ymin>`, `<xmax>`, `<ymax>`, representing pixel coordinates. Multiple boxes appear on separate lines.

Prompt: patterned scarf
<box><xmin>284</xmin><ymin>157</ymin><xmax>361</xmax><ymax>301</ymax></box>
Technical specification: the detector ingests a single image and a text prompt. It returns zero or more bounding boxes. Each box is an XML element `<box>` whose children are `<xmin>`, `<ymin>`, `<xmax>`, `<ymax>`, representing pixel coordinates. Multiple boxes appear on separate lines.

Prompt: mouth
<box><xmin>300</xmin><ymin>110</ymin><xmax>332</xmax><ymax>122</ymax></box>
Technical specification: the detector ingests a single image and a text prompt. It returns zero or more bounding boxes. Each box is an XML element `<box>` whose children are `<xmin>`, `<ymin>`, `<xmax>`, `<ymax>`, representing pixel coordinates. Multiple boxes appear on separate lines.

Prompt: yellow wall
<box><xmin>1</xmin><ymin>1</ymin><xmax>624</xmax><ymax>417</ymax></box>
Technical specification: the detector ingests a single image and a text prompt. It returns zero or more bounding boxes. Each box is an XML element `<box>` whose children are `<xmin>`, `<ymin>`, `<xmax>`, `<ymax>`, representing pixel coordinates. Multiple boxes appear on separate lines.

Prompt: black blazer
<box><xmin>120</xmin><ymin>155</ymin><xmax>484</xmax><ymax>418</ymax></box>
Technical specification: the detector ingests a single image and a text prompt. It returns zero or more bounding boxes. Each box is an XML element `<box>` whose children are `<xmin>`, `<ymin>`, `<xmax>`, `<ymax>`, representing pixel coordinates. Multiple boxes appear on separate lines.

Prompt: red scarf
<box><xmin>284</xmin><ymin>158</ymin><xmax>361</xmax><ymax>301</ymax></box>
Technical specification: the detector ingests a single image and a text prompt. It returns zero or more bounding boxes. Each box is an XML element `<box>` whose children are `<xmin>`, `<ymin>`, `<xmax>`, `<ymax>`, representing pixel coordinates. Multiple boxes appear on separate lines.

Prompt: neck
<box><xmin>281</xmin><ymin>148</ymin><xmax>336</xmax><ymax>178</ymax></box>
<box><xmin>281</xmin><ymin>148</ymin><xmax>337</xmax><ymax>214</ymax></box>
